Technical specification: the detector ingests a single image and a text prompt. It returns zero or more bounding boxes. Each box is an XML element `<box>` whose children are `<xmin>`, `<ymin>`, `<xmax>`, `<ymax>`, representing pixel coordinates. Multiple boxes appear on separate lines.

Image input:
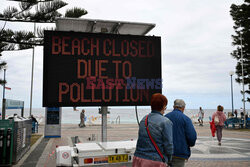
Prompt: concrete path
<box><xmin>15</xmin><ymin>123</ymin><xmax>250</xmax><ymax>167</ymax></box>
<box><xmin>190</xmin><ymin>136</ymin><xmax>250</xmax><ymax>161</ymax></box>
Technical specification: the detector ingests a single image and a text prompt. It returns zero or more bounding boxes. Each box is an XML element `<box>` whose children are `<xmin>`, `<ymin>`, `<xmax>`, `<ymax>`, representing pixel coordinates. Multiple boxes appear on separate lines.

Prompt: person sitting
<box><xmin>73</xmin><ymin>106</ymin><xmax>79</xmax><ymax>111</ymax></box>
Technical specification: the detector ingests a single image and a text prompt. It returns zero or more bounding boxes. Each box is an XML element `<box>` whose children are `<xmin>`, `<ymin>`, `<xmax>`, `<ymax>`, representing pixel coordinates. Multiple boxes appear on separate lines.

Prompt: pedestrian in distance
<box><xmin>212</xmin><ymin>105</ymin><xmax>226</xmax><ymax>146</ymax></box>
<box><xmin>133</xmin><ymin>93</ymin><xmax>173</xmax><ymax>167</ymax></box>
<box><xmin>245</xmin><ymin>113</ymin><xmax>248</xmax><ymax>120</ymax></box>
<box><xmin>79</xmin><ymin>109</ymin><xmax>86</xmax><ymax>128</ymax></box>
<box><xmin>234</xmin><ymin>109</ymin><xmax>238</xmax><ymax>118</ymax></box>
<box><xmin>240</xmin><ymin>111</ymin><xmax>244</xmax><ymax>120</ymax></box>
<box><xmin>198</xmin><ymin>107</ymin><xmax>204</xmax><ymax>126</ymax></box>
<box><xmin>30</xmin><ymin>114</ymin><xmax>38</xmax><ymax>123</ymax></box>
<box><xmin>165</xmin><ymin>99</ymin><xmax>197</xmax><ymax>167</ymax></box>
<box><xmin>30</xmin><ymin>114</ymin><xmax>39</xmax><ymax>133</ymax></box>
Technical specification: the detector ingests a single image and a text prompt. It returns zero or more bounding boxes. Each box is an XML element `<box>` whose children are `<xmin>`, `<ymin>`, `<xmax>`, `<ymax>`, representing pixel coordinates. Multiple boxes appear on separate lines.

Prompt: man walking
<box><xmin>198</xmin><ymin>107</ymin><xmax>205</xmax><ymax>126</ymax></box>
<box><xmin>165</xmin><ymin>99</ymin><xmax>197</xmax><ymax>167</ymax></box>
<box><xmin>79</xmin><ymin>109</ymin><xmax>86</xmax><ymax>128</ymax></box>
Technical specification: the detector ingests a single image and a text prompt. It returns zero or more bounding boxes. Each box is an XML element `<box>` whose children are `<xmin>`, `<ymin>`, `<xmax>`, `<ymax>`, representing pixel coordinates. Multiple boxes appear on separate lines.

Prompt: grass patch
<box><xmin>30</xmin><ymin>134</ymin><xmax>42</xmax><ymax>147</ymax></box>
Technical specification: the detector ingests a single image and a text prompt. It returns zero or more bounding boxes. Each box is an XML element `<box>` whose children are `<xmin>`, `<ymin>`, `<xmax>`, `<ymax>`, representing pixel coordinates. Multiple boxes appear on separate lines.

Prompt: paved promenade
<box><xmin>14</xmin><ymin>123</ymin><xmax>250</xmax><ymax>167</ymax></box>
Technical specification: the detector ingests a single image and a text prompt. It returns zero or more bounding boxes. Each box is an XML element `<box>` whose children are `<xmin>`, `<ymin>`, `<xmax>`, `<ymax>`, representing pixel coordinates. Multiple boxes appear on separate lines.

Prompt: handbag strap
<box><xmin>145</xmin><ymin>114</ymin><xmax>166</xmax><ymax>162</ymax></box>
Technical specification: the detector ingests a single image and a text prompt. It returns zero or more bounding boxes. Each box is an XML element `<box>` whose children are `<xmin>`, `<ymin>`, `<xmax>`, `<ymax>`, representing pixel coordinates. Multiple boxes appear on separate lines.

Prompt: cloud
<box><xmin>0</xmin><ymin>0</ymin><xmax>248</xmax><ymax>109</ymax></box>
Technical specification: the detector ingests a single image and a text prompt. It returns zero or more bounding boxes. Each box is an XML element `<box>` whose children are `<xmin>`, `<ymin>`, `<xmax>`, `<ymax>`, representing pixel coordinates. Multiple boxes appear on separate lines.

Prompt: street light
<box><xmin>2</xmin><ymin>66</ymin><xmax>7</xmax><ymax>120</ymax></box>
<box><xmin>240</xmin><ymin>28</ymin><xmax>246</xmax><ymax>126</ymax></box>
<box><xmin>29</xmin><ymin>23</ymin><xmax>36</xmax><ymax>117</ymax></box>
<box><xmin>229</xmin><ymin>71</ymin><xmax>234</xmax><ymax>116</ymax></box>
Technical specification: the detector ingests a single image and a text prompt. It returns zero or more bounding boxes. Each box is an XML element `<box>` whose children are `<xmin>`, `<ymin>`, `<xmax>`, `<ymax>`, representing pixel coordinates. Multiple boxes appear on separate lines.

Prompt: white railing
<box><xmin>111</xmin><ymin>115</ymin><xmax>120</xmax><ymax>124</ymax></box>
<box><xmin>115</xmin><ymin>115</ymin><xmax>120</xmax><ymax>124</ymax></box>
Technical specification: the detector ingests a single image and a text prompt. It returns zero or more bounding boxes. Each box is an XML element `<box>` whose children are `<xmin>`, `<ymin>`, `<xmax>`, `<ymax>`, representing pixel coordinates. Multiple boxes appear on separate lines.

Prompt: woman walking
<box><xmin>133</xmin><ymin>93</ymin><xmax>173</xmax><ymax>167</ymax></box>
<box><xmin>212</xmin><ymin>105</ymin><xmax>226</xmax><ymax>146</ymax></box>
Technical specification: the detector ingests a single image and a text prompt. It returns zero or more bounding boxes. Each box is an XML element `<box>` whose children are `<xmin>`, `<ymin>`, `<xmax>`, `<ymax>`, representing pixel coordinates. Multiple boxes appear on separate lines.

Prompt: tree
<box><xmin>230</xmin><ymin>0</ymin><xmax>250</xmax><ymax>102</ymax></box>
<box><xmin>0</xmin><ymin>0</ymin><xmax>88</xmax><ymax>84</ymax></box>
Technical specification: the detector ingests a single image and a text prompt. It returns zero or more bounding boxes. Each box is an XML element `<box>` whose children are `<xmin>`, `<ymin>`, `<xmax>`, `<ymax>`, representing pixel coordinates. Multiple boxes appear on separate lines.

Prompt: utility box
<box><xmin>0</xmin><ymin>118</ymin><xmax>32</xmax><ymax>165</ymax></box>
<box><xmin>0</xmin><ymin>119</ymin><xmax>14</xmax><ymax>166</ymax></box>
<box><xmin>12</xmin><ymin>119</ymin><xmax>32</xmax><ymax>164</ymax></box>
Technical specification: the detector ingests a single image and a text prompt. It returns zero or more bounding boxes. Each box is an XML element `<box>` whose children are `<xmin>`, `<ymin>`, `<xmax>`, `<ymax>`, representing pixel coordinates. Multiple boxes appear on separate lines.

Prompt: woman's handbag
<box><xmin>145</xmin><ymin>114</ymin><xmax>170</xmax><ymax>166</ymax></box>
<box><xmin>214</xmin><ymin>115</ymin><xmax>219</xmax><ymax>125</ymax></box>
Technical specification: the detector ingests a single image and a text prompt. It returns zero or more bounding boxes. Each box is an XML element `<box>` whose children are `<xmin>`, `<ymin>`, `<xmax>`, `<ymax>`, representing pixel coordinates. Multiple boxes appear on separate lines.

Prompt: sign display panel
<box><xmin>46</xmin><ymin>107</ymin><xmax>60</xmax><ymax>124</ymax></box>
<box><xmin>43</xmin><ymin>30</ymin><xmax>161</xmax><ymax>107</ymax></box>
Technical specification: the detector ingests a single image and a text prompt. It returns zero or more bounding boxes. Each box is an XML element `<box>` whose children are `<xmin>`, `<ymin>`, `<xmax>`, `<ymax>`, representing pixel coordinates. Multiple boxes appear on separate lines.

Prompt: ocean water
<box><xmin>1</xmin><ymin>107</ymin><xmax>249</xmax><ymax>124</ymax></box>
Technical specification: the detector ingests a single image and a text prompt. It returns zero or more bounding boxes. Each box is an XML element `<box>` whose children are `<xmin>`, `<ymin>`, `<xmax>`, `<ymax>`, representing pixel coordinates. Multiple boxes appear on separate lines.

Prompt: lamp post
<box><xmin>240</xmin><ymin>29</ymin><xmax>246</xmax><ymax>126</ymax></box>
<box><xmin>29</xmin><ymin>22</ymin><xmax>36</xmax><ymax>117</ymax></box>
<box><xmin>2</xmin><ymin>67</ymin><xmax>6</xmax><ymax>120</ymax></box>
<box><xmin>229</xmin><ymin>71</ymin><xmax>234</xmax><ymax>115</ymax></box>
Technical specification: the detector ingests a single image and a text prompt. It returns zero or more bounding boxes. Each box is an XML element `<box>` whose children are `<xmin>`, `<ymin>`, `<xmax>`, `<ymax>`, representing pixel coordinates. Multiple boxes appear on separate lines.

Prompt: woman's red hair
<box><xmin>151</xmin><ymin>93</ymin><xmax>168</xmax><ymax>111</ymax></box>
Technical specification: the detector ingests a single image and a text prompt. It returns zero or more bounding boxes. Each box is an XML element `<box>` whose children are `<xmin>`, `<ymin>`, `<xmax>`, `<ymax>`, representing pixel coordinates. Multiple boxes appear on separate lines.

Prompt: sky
<box><xmin>0</xmin><ymin>0</ymin><xmax>249</xmax><ymax>110</ymax></box>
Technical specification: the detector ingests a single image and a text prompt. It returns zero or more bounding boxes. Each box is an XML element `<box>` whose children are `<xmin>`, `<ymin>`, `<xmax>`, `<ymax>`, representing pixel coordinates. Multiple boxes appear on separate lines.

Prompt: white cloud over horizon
<box><xmin>0</xmin><ymin>0</ymin><xmax>249</xmax><ymax>110</ymax></box>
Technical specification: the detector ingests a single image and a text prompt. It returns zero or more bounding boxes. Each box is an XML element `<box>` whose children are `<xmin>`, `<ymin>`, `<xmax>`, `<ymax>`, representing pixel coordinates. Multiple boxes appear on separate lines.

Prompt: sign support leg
<box><xmin>2</xmin><ymin>68</ymin><xmax>6</xmax><ymax>120</ymax></box>
<box><xmin>2</xmin><ymin>99</ymin><xmax>6</xmax><ymax>120</ymax></box>
<box><xmin>101</xmin><ymin>106</ymin><xmax>107</xmax><ymax>142</ymax></box>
